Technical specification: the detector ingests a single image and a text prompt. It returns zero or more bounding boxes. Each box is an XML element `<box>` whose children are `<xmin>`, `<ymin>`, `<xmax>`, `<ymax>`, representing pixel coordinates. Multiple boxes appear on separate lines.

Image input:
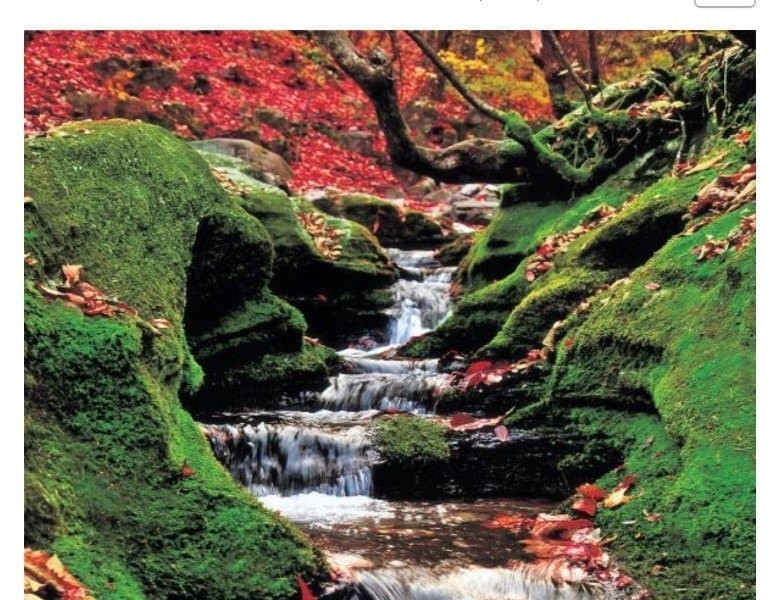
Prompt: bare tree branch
<box><xmin>312</xmin><ymin>30</ymin><xmax>529</xmax><ymax>183</ymax></box>
<box><xmin>405</xmin><ymin>30</ymin><xmax>507</xmax><ymax>125</ymax></box>
<box><xmin>544</xmin><ymin>31</ymin><xmax>593</xmax><ymax>111</ymax></box>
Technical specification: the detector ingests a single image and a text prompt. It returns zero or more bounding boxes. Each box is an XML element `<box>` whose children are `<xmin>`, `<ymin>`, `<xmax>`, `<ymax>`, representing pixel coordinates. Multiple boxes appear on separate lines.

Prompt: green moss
<box><xmin>25</xmin><ymin>292</ymin><xmax>321</xmax><ymax>599</ymax></box>
<box><xmin>189</xmin><ymin>293</ymin><xmax>306</xmax><ymax>364</ymax></box>
<box><xmin>459</xmin><ymin>199</ymin><xmax>569</xmax><ymax>290</ymax></box>
<box><xmin>195</xmin><ymin>151</ymin><xmax>396</xmax><ymax>293</ymax></box>
<box><xmin>547</xmin><ymin>201</ymin><xmax>755</xmax><ymax>597</ymax></box>
<box><xmin>197</xmin><ymin>342</ymin><xmax>340</xmax><ymax>409</ymax></box>
<box><xmin>374</xmin><ymin>415</ymin><xmax>451</xmax><ymax>464</ymax></box>
<box><xmin>313</xmin><ymin>192</ymin><xmax>445</xmax><ymax>248</ymax></box>
<box><xmin>24</xmin><ymin>121</ymin><xmax>324</xmax><ymax>598</ymax></box>
<box><xmin>25</xmin><ymin>120</ymin><xmax>222</xmax><ymax>323</ymax></box>
<box><xmin>435</xmin><ymin>233</ymin><xmax>474</xmax><ymax>266</ymax></box>
<box><xmin>483</xmin><ymin>268</ymin><xmax>609</xmax><ymax>357</ymax></box>
<box><xmin>184</xmin><ymin>204</ymin><xmax>275</xmax><ymax>323</ymax></box>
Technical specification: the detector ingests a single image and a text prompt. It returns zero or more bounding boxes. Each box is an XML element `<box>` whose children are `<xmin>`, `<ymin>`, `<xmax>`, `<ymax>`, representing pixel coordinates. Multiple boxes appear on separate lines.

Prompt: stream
<box><xmin>199</xmin><ymin>249</ymin><xmax>601</xmax><ymax>600</ymax></box>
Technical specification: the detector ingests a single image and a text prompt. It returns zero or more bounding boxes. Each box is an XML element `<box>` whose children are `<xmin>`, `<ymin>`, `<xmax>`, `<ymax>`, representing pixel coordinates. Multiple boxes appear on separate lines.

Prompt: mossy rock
<box><xmin>24</xmin><ymin>120</ymin><xmax>325</xmax><ymax>597</ymax></box>
<box><xmin>195</xmin><ymin>151</ymin><xmax>398</xmax><ymax>344</ymax></box>
<box><xmin>312</xmin><ymin>192</ymin><xmax>446</xmax><ymax>248</ymax></box>
<box><xmin>184</xmin><ymin>205</ymin><xmax>275</xmax><ymax>332</ymax></box>
<box><xmin>196</xmin><ymin>342</ymin><xmax>340</xmax><ymax>410</ymax></box>
<box><xmin>456</xmin><ymin>199</ymin><xmax>569</xmax><ymax>291</ymax></box>
<box><xmin>374</xmin><ymin>415</ymin><xmax>451</xmax><ymax>464</ymax></box>
<box><xmin>189</xmin><ymin>293</ymin><xmax>306</xmax><ymax>365</ymax></box>
<box><xmin>434</xmin><ymin>233</ymin><xmax>474</xmax><ymax>266</ymax></box>
<box><xmin>456</xmin><ymin>148</ymin><xmax>672</xmax><ymax>292</ymax></box>
<box><xmin>25</xmin><ymin>292</ymin><xmax>322</xmax><ymax>599</ymax></box>
<box><xmin>546</xmin><ymin>201</ymin><xmax>755</xmax><ymax>598</ymax></box>
<box><xmin>482</xmin><ymin>268</ymin><xmax>610</xmax><ymax>358</ymax></box>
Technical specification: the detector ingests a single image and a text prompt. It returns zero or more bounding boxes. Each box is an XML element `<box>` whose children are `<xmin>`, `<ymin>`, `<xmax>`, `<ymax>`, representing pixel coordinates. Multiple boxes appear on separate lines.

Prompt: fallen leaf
<box><xmin>644</xmin><ymin>282</ymin><xmax>661</xmax><ymax>291</ymax></box>
<box><xmin>482</xmin><ymin>514</ymin><xmax>534</xmax><ymax>530</ymax></box>
<box><xmin>571</xmin><ymin>497</ymin><xmax>598</xmax><ymax>518</ymax></box>
<box><xmin>62</xmin><ymin>264</ymin><xmax>83</xmax><ymax>286</ymax></box>
<box><xmin>734</xmin><ymin>129</ymin><xmax>752</xmax><ymax>145</ymax></box>
<box><xmin>24</xmin><ymin>253</ymin><xmax>39</xmax><ymax>266</ymax></box>
<box><xmin>148</xmin><ymin>318</ymin><xmax>173</xmax><ymax>330</ymax></box>
<box><xmin>576</xmin><ymin>483</ymin><xmax>609</xmax><ymax>500</ymax></box>
<box><xmin>494</xmin><ymin>425</ymin><xmax>509</xmax><ymax>442</ymax></box>
<box><xmin>25</xmin><ymin>548</ymin><xmax>94</xmax><ymax>599</ymax></box>
<box><xmin>180</xmin><ymin>459</ymin><xmax>195</xmax><ymax>478</ymax></box>
<box><xmin>531</xmin><ymin>517</ymin><xmax>593</xmax><ymax>538</ymax></box>
<box><xmin>682</xmin><ymin>151</ymin><xmax>728</xmax><ymax>175</ymax></box>
<box><xmin>603</xmin><ymin>475</ymin><xmax>638</xmax><ymax>509</ymax></box>
<box><xmin>482</xmin><ymin>513</ymin><xmax>535</xmax><ymax>530</ymax></box>
<box><xmin>296</xmin><ymin>574</ymin><xmax>316</xmax><ymax>600</ymax></box>
<box><xmin>643</xmin><ymin>508</ymin><xmax>663</xmax><ymax>523</ymax></box>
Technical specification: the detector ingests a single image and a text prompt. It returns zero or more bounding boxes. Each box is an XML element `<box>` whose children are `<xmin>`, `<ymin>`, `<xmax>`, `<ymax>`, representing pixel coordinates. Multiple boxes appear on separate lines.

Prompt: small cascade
<box><xmin>342</xmin><ymin>356</ymin><xmax>439</xmax><ymax>375</ymax></box>
<box><xmin>353</xmin><ymin>567</ymin><xmax>601</xmax><ymax>600</ymax></box>
<box><xmin>385</xmin><ymin>249</ymin><xmax>454</xmax><ymax>346</ymax></box>
<box><xmin>319</xmin><ymin>371</ymin><xmax>450</xmax><ymax>413</ymax></box>
<box><xmin>203</xmin><ymin>422</ymin><xmax>373</xmax><ymax>497</ymax></box>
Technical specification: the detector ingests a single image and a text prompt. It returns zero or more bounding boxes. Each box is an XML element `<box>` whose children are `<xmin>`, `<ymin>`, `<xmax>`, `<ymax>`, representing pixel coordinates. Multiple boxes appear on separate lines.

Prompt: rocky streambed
<box><xmin>198</xmin><ymin>249</ymin><xmax>625</xmax><ymax>599</ymax></box>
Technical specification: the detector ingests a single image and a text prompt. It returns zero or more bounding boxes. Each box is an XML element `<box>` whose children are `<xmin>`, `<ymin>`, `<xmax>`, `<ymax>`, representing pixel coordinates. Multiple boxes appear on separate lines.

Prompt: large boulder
<box><xmin>196</xmin><ymin>151</ymin><xmax>399</xmax><ymax>347</ymax></box>
<box><xmin>24</xmin><ymin>120</ymin><xmax>324</xmax><ymax>598</ymax></box>
<box><xmin>309</xmin><ymin>190</ymin><xmax>448</xmax><ymax>249</ymax></box>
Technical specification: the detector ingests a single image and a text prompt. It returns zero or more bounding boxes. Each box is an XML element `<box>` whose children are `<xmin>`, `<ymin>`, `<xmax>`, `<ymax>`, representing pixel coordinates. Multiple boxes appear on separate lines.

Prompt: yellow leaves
<box><xmin>437</xmin><ymin>49</ymin><xmax>489</xmax><ymax>75</ymax></box>
<box><xmin>105</xmin><ymin>69</ymin><xmax>135</xmax><ymax>101</ymax></box>
<box><xmin>602</xmin><ymin>475</ymin><xmax>638</xmax><ymax>509</ymax></box>
<box><xmin>298</xmin><ymin>211</ymin><xmax>344</xmax><ymax>260</ymax></box>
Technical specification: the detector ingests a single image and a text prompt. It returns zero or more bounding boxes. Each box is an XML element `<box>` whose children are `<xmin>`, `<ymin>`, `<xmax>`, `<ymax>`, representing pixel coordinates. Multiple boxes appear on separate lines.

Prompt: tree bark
<box><xmin>313</xmin><ymin>31</ymin><xmax>687</xmax><ymax>191</ymax></box>
<box><xmin>312</xmin><ymin>30</ymin><xmax>529</xmax><ymax>183</ymax></box>
<box><xmin>588</xmin><ymin>31</ymin><xmax>602</xmax><ymax>89</ymax></box>
<box><xmin>543</xmin><ymin>31</ymin><xmax>592</xmax><ymax>111</ymax></box>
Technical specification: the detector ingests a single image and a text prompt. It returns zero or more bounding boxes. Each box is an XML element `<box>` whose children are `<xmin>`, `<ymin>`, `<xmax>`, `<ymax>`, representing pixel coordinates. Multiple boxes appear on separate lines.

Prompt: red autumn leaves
<box><xmin>571</xmin><ymin>476</ymin><xmax>638</xmax><ymax>518</ymax></box>
<box><xmin>482</xmin><ymin>475</ymin><xmax>647</xmax><ymax>593</ymax></box>
<box><xmin>525</xmin><ymin>201</ymin><xmax>628</xmax><ymax>283</ymax></box>
<box><xmin>683</xmin><ymin>162</ymin><xmax>756</xmax><ymax>261</ymax></box>
<box><xmin>25</xmin><ymin>549</ymin><xmax>93</xmax><ymax>600</ymax></box>
<box><xmin>35</xmin><ymin>264</ymin><xmax>173</xmax><ymax>332</ymax></box>
<box><xmin>483</xmin><ymin>511</ymin><xmax>636</xmax><ymax>591</ymax></box>
<box><xmin>25</xmin><ymin>31</ymin><xmax>551</xmax><ymax>198</ymax></box>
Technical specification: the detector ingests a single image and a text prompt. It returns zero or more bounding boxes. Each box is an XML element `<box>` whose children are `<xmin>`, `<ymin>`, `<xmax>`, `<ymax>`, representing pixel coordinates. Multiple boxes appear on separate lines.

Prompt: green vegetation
<box><xmin>548</xmin><ymin>200</ymin><xmax>756</xmax><ymax>598</ymax></box>
<box><xmin>24</xmin><ymin>120</ymin><xmax>325</xmax><ymax>598</ymax></box>
<box><xmin>374</xmin><ymin>415</ymin><xmax>451</xmax><ymax>464</ymax></box>
<box><xmin>312</xmin><ymin>192</ymin><xmax>445</xmax><ymax>248</ymax></box>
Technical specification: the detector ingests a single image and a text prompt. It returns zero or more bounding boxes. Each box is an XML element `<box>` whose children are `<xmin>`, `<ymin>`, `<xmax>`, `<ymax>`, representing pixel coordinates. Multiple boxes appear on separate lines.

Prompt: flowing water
<box><xmin>200</xmin><ymin>249</ymin><xmax>605</xmax><ymax>599</ymax></box>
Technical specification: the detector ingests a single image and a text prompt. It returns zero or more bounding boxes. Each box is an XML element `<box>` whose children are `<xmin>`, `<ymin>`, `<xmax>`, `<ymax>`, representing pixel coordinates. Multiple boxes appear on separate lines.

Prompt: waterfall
<box><xmin>354</xmin><ymin>567</ymin><xmax>602</xmax><ymax>600</ymax></box>
<box><xmin>319</xmin><ymin>372</ymin><xmax>450</xmax><ymax>413</ymax></box>
<box><xmin>385</xmin><ymin>249</ymin><xmax>455</xmax><ymax>347</ymax></box>
<box><xmin>203</xmin><ymin>422</ymin><xmax>373</xmax><ymax>496</ymax></box>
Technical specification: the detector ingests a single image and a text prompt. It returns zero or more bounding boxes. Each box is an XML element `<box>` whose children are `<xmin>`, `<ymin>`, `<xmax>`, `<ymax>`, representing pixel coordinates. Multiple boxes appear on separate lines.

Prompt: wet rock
<box><xmin>311</xmin><ymin>191</ymin><xmax>447</xmax><ymax>249</ymax></box>
<box><xmin>373</xmin><ymin>428</ymin><xmax>620</xmax><ymax>500</ymax></box>
<box><xmin>190</xmin><ymin>137</ymin><xmax>294</xmax><ymax>186</ymax></box>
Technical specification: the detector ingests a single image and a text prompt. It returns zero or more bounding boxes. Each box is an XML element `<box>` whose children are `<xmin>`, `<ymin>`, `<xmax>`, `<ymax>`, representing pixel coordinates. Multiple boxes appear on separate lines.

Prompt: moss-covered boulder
<box><xmin>24</xmin><ymin>120</ymin><xmax>325</xmax><ymax>598</ymax></box>
<box><xmin>197</xmin><ymin>152</ymin><xmax>399</xmax><ymax>346</ymax></box>
<box><xmin>406</xmin><ymin>143</ymin><xmax>742</xmax><ymax>360</ymax></box>
<box><xmin>539</xmin><ymin>198</ymin><xmax>755</xmax><ymax>599</ymax></box>
<box><xmin>310</xmin><ymin>191</ymin><xmax>447</xmax><ymax>249</ymax></box>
